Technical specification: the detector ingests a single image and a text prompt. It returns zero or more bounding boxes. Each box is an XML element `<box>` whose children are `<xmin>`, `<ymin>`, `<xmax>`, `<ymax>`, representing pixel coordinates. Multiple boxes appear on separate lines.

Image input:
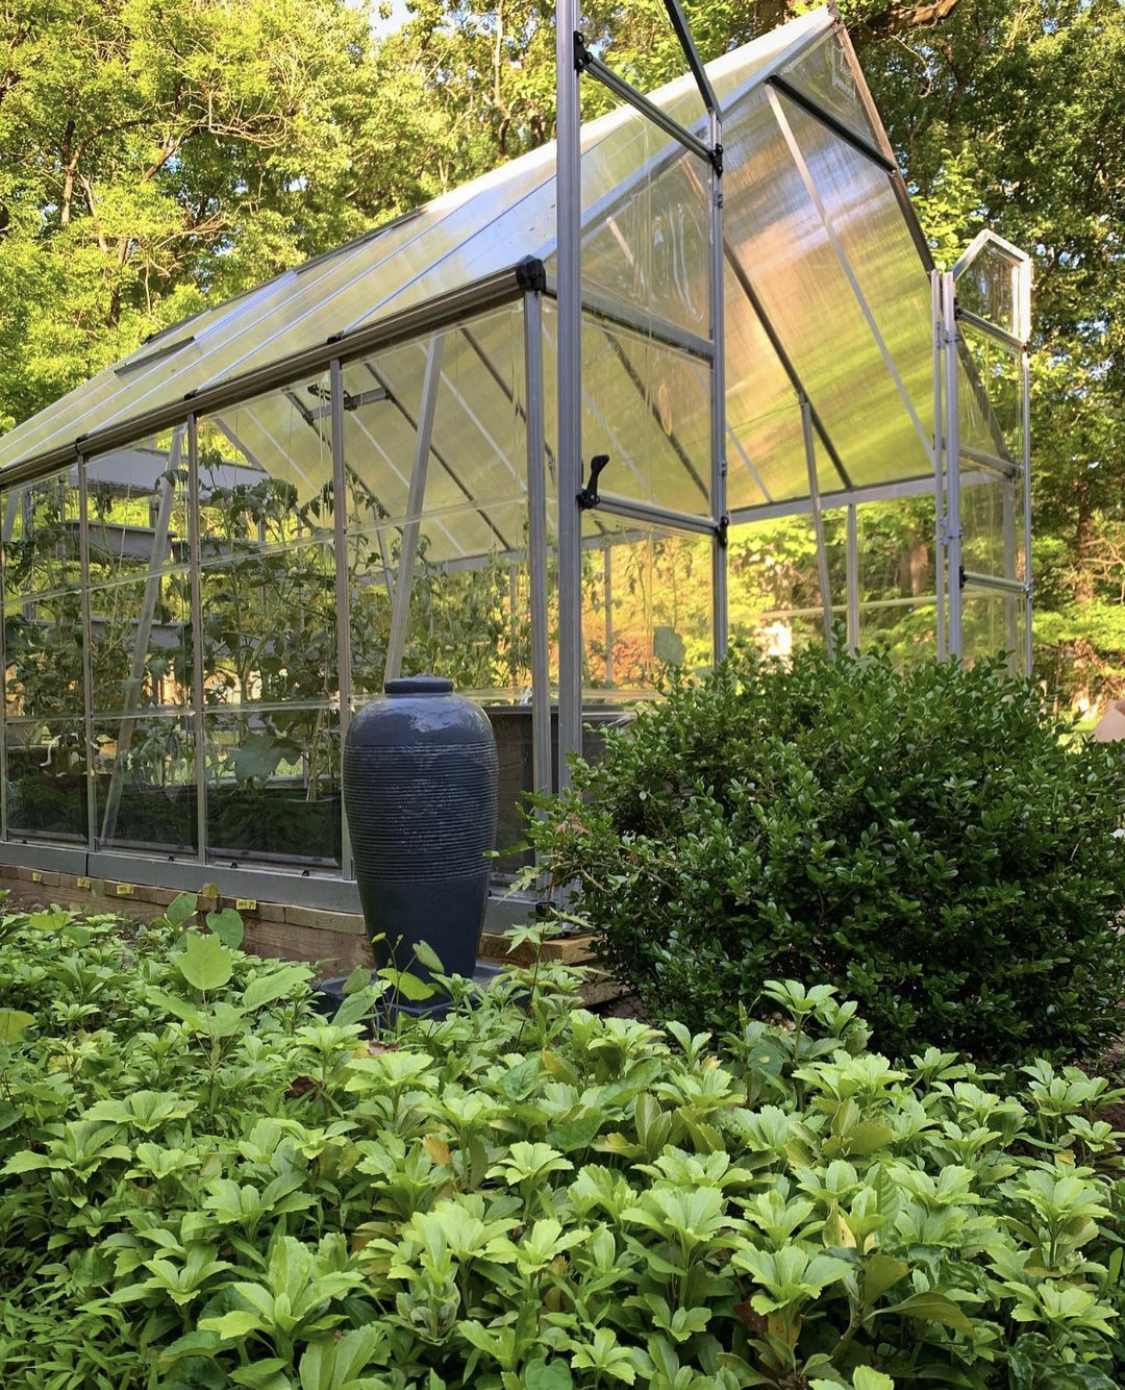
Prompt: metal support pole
<box><xmin>603</xmin><ymin>548</ymin><xmax>614</xmax><ymax>686</ymax></box>
<box><xmin>708</xmin><ymin>104</ymin><xmax>728</xmax><ymax>664</ymax></box>
<box><xmin>931</xmin><ymin>269</ymin><xmax>947</xmax><ymax>660</ymax></box>
<box><xmin>940</xmin><ymin>272</ymin><xmax>963</xmax><ymax>660</ymax></box>
<box><xmin>801</xmin><ymin>395</ymin><xmax>834</xmax><ymax>654</ymax></box>
<box><xmin>99</xmin><ymin>433</ymin><xmax>183</xmax><ymax>844</ymax></box>
<box><xmin>522</xmin><ymin>292</ymin><xmax>552</xmax><ymax>797</ymax></box>
<box><xmin>187</xmin><ymin>416</ymin><xmax>208</xmax><ymax>861</ymax></box>
<box><xmin>0</xmin><ymin>493</ymin><xmax>8</xmax><ymax>842</ymax></box>
<box><xmin>329</xmin><ymin>359</ymin><xmax>353</xmax><ymax>874</ymax></box>
<box><xmin>1002</xmin><ymin>471</ymin><xmax>1018</xmax><ymax>672</ymax></box>
<box><xmin>76</xmin><ymin>459</ymin><xmax>98</xmax><ymax>850</ymax></box>
<box><xmin>1021</xmin><ymin>344</ymin><xmax>1033</xmax><ymax>675</ymax></box>
<box><xmin>385</xmin><ymin>334</ymin><xmax>444</xmax><ymax>683</ymax></box>
<box><xmin>846</xmin><ymin>504</ymin><xmax>859</xmax><ymax>654</ymax></box>
<box><xmin>556</xmin><ymin>1</ymin><xmax>584</xmax><ymax>788</ymax></box>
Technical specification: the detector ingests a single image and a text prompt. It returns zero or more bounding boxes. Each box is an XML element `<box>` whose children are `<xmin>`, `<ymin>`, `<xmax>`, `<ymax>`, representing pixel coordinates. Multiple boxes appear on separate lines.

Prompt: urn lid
<box><xmin>384</xmin><ymin>675</ymin><xmax>454</xmax><ymax>696</ymax></box>
<box><xmin>347</xmin><ymin>672</ymin><xmax>494</xmax><ymax>748</ymax></box>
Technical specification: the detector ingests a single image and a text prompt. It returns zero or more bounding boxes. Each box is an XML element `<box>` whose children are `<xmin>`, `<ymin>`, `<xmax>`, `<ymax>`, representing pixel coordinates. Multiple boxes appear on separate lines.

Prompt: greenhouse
<box><xmin>0</xmin><ymin>5</ymin><xmax>1031</xmax><ymax>912</ymax></box>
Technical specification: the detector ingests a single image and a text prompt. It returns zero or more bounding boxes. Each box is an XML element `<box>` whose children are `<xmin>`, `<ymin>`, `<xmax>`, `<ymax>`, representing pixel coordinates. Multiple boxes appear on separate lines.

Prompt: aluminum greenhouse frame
<box><xmin>0</xmin><ymin>5</ymin><xmax>1032</xmax><ymax>913</ymax></box>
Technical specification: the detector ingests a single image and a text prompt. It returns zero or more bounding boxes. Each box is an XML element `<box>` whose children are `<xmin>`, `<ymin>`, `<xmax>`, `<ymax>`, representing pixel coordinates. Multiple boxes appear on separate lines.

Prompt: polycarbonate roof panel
<box><xmin>777</xmin><ymin>28</ymin><xmax>881</xmax><ymax>149</ymax></box>
<box><xmin>0</xmin><ymin>6</ymin><xmax>950</xmax><ymax>512</ymax></box>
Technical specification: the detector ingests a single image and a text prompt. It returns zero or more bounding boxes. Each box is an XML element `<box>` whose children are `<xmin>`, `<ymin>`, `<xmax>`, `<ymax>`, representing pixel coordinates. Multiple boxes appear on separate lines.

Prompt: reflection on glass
<box><xmin>94</xmin><ymin>716</ymin><xmax>196</xmax><ymax>853</ymax></box>
<box><xmin>728</xmin><ymin>513</ymin><xmax>845</xmax><ymax>655</ymax></box>
<box><xmin>6</xmin><ymin>718</ymin><xmax>87</xmax><ymax>843</ymax></box>
<box><xmin>204</xmin><ymin>710</ymin><xmax>341</xmax><ymax>868</ymax></box>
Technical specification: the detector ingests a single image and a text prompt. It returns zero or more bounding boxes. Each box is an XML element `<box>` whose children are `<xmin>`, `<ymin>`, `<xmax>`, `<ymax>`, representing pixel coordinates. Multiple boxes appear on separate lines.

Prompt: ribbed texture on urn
<box><xmin>342</xmin><ymin>677</ymin><xmax>498</xmax><ymax>981</ymax></box>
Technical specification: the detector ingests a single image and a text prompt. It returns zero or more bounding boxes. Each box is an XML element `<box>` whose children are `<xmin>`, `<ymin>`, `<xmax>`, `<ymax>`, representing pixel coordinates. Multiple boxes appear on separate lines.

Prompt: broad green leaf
<box><xmin>178</xmin><ymin>932</ymin><xmax>234</xmax><ymax>993</ymax></box>
<box><xmin>342</xmin><ymin>966</ymin><xmax>370</xmax><ymax>995</ymax></box>
<box><xmin>377</xmin><ymin>967</ymin><xmax>436</xmax><ymax>1001</ymax></box>
<box><xmin>243</xmin><ymin>964</ymin><xmax>311</xmax><ymax>1011</ymax></box>
<box><xmin>160</xmin><ymin>1330</ymin><xmax>222</xmax><ymax>1363</ymax></box>
<box><xmin>0</xmin><ymin>1008</ymin><xmax>34</xmax><ymax>1042</ymax></box>
<box><xmin>200</xmin><ymin>1309</ymin><xmax>263</xmax><ymax>1340</ymax></box>
<box><xmin>166</xmin><ymin>893</ymin><xmax>198</xmax><ymax>927</ymax></box>
<box><xmin>547</xmin><ymin>1113</ymin><xmax>604</xmax><ymax>1153</ymax></box>
<box><xmin>885</xmin><ymin>1289</ymin><xmax>977</xmax><ymax>1338</ymax></box>
<box><xmin>864</xmin><ymin>1253</ymin><xmax>909</xmax><ymax>1306</ymax></box>
<box><xmin>525</xmin><ymin>1360</ymin><xmax>574</xmax><ymax>1390</ymax></box>
<box><xmin>333</xmin><ymin>985</ymin><xmax>379</xmax><ymax>1028</ymax></box>
<box><xmin>854</xmin><ymin>1370</ymin><xmax>895</xmax><ymax>1390</ymax></box>
<box><xmin>207</xmin><ymin>908</ymin><xmax>245</xmax><ymax>950</ymax></box>
<box><xmin>412</xmin><ymin>939</ymin><xmax>445</xmax><ymax>973</ymax></box>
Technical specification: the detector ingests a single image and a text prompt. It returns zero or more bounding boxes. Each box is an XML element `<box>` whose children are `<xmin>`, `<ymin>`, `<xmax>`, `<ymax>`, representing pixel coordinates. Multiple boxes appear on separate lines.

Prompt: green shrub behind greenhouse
<box><xmin>531</xmin><ymin>649</ymin><xmax>1125</xmax><ymax>1064</ymax></box>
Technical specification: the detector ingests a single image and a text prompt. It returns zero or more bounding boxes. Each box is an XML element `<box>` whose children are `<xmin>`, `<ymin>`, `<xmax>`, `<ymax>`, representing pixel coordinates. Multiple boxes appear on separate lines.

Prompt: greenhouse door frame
<box><xmin>553</xmin><ymin>0</ymin><xmax>728</xmax><ymax>786</ymax></box>
<box><xmin>934</xmin><ymin>232</ymin><xmax>1033</xmax><ymax>673</ymax></box>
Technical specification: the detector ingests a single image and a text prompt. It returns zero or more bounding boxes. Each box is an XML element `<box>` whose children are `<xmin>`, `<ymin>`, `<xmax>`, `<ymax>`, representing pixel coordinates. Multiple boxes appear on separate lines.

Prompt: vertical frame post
<box><xmin>931</xmin><ymin>269</ymin><xmax>947</xmax><ymax>660</ymax></box>
<box><xmin>708</xmin><ymin>105</ymin><xmax>728</xmax><ymax>663</ymax></box>
<box><xmin>522</xmin><ymin>291</ymin><xmax>552</xmax><ymax>797</ymax></box>
<box><xmin>0</xmin><ymin>496</ymin><xmax>8</xmax><ymax>843</ymax></box>
<box><xmin>1021</xmin><ymin>342</ymin><xmax>1033</xmax><ymax>675</ymax></box>
<box><xmin>329</xmin><ymin>359</ymin><xmax>353</xmax><ymax>876</ymax></box>
<box><xmin>845</xmin><ymin>503</ymin><xmax>859</xmax><ymax>654</ymax></box>
<box><xmin>556</xmin><ymin>0</ymin><xmax>584</xmax><ymax>787</ymax></box>
<box><xmin>187</xmin><ymin>415</ymin><xmax>208</xmax><ymax>863</ymax></box>
<box><xmin>940</xmin><ymin>271</ymin><xmax>963</xmax><ymax>660</ymax></box>
<box><xmin>801</xmin><ymin>395</ymin><xmax>835</xmax><ymax>654</ymax></box>
<box><xmin>77</xmin><ymin>457</ymin><xmax>97</xmax><ymax>850</ymax></box>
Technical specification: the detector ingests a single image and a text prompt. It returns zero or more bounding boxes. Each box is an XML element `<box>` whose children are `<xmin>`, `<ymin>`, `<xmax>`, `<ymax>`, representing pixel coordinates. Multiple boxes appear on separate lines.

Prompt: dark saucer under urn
<box><xmin>342</xmin><ymin>675</ymin><xmax>498</xmax><ymax>983</ymax></box>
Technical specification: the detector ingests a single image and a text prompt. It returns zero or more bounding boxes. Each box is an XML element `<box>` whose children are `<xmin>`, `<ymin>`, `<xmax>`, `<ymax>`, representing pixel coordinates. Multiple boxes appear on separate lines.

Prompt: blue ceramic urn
<box><xmin>343</xmin><ymin>675</ymin><xmax>498</xmax><ymax>982</ymax></box>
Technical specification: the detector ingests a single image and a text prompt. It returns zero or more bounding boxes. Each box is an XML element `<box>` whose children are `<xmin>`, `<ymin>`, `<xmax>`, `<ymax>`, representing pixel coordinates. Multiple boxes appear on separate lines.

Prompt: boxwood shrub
<box><xmin>529</xmin><ymin>648</ymin><xmax>1125</xmax><ymax>1064</ymax></box>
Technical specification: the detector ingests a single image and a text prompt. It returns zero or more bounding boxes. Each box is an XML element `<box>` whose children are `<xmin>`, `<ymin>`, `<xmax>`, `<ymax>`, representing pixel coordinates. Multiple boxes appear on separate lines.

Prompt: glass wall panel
<box><xmin>960</xmin><ymin>324</ymin><xmax>1022</xmax><ymax>461</ymax></box>
<box><xmin>198</xmin><ymin>375</ymin><xmax>341</xmax><ymax>868</ymax></box>
<box><xmin>85</xmin><ymin>431</ymin><xmax>189</xmax><ymax>584</ymax></box>
<box><xmin>89</xmin><ymin>574</ymin><xmax>192</xmax><ymax>715</ymax></box>
<box><xmin>854</xmin><ymin>495</ymin><xmax>938</xmax><ymax>663</ymax></box>
<box><xmin>956</xmin><ymin>241</ymin><xmax>1023</xmax><ymax>339</ymax></box>
<box><xmin>580</xmin><ymin>513</ymin><xmax>713</xmax><ymax>702</ymax></box>
<box><xmin>204</xmin><ymin>709</ymin><xmax>341</xmax><ymax>869</ymax></box>
<box><xmin>2</xmin><ymin>466</ymin><xmax>86</xmax><ymax>842</ymax></box>
<box><xmin>94</xmin><ymin>715</ymin><xmax>196</xmax><ymax>853</ymax></box>
<box><xmin>6</xmin><ymin>716</ymin><xmax>87</xmax><ymax>843</ymax></box>
<box><xmin>728</xmin><ymin>512</ymin><xmax>845</xmax><ymax>654</ymax></box>
<box><xmin>962</xmin><ymin>590</ymin><xmax>1022</xmax><ymax>672</ymax></box>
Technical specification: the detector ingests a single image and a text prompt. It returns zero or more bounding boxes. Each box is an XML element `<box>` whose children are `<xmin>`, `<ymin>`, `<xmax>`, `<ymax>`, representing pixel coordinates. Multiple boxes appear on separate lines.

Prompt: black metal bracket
<box><xmin>516</xmin><ymin>256</ymin><xmax>547</xmax><ymax>293</ymax></box>
<box><xmin>716</xmin><ymin>514</ymin><xmax>729</xmax><ymax>548</ymax></box>
<box><xmin>574</xmin><ymin>31</ymin><xmax>593</xmax><ymax>73</ymax></box>
<box><xmin>958</xmin><ymin>563</ymin><xmax>966</xmax><ymax>588</ymax></box>
<box><xmin>711</xmin><ymin>143</ymin><xmax>724</xmax><ymax>176</ymax></box>
<box><xmin>577</xmin><ymin>454</ymin><xmax>610</xmax><ymax>509</ymax></box>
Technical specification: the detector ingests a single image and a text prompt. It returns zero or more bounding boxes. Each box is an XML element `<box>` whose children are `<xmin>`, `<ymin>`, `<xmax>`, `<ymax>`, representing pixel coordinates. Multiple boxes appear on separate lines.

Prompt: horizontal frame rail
<box><xmin>1</xmin><ymin>263</ymin><xmax>535</xmax><ymax>491</ymax></box>
<box><xmin>961</xmin><ymin>444</ymin><xmax>1017</xmax><ymax>478</ymax></box>
<box><xmin>576</xmin><ymin>38</ymin><xmax>718</xmax><ymax>169</ymax></box>
<box><xmin>958</xmin><ymin>306</ymin><xmax>1027</xmax><ymax>352</ymax></box>
<box><xmin>962</xmin><ymin>570</ymin><xmax>1029</xmax><ymax>597</ymax></box>
<box><xmin>590</xmin><ymin>490</ymin><xmax>719</xmax><ymax>537</ymax></box>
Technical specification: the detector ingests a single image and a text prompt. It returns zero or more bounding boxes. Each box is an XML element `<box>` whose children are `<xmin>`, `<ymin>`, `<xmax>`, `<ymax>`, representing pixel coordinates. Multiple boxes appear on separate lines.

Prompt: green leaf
<box><xmin>547</xmin><ymin>1113</ymin><xmax>604</xmax><ymax>1153</ymax></box>
<box><xmin>243</xmin><ymin>964</ymin><xmax>310</xmax><ymax>1011</ymax></box>
<box><xmin>885</xmin><ymin>1290</ymin><xmax>978</xmax><ymax>1338</ymax></box>
<box><xmin>334</xmin><ymin>986</ymin><xmax>378</xmax><ymax>1028</ymax></box>
<box><xmin>377</xmin><ymin>967</ymin><xmax>436</xmax><ymax>1001</ymax></box>
<box><xmin>848</xmin><ymin>1122</ymin><xmax>895</xmax><ymax>1156</ymax></box>
<box><xmin>863</xmin><ymin>1253</ymin><xmax>909</xmax><ymax>1306</ymax></box>
<box><xmin>525</xmin><ymin>1361</ymin><xmax>574</xmax><ymax>1390</ymax></box>
<box><xmin>412</xmin><ymin>939</ymin><xmax>445</xmax><ymax>973</ymax></box>
<box><xmin>342</xmin><ymin>966</ymin><xmax>370</xmax><ymax>995</ymax></box>
<box><xmin>229</xmin><ymin>1361</ymin><xmax>289</xmax><ymax>1390</ymax></box>
<box><xmin>177</xmin><ymin>932</ymin><xmax>234</xmax><ymax>993</ymax></box>
<box><xmin>0</xmin><ymin>1008</ymin><xmax>34</xmax><ymax>1043</ymax></box>
<box><xmin>166</xmin><ymin>893</ymin><xmax>198</xmax><ymax>927</ymax></box>
<box><xmin>200</xmin><ymin>1309</ymin><xmax>263</xmax><ymax>1340</ymax></box>
<box><xmin>206</xmin><ymin>908</ymin><xmax>245</xmax><ymax>950</ymax></box>
<box><xmin>160</xmin><ymin>1331</ymin><xmax>222</xmax><ymax>1363</ymax></box>
<box><xmin>853</xmin><ymin>1371</ymin><xmax>895</xmax><ymax>1390</ymax></box>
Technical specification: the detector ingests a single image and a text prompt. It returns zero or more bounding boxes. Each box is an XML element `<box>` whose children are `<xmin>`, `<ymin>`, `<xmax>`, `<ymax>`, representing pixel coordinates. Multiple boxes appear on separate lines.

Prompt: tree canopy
<box><xmin>0</xmin><ymin>0</ymin><xmax>1121</xmax><ymax>707</ymax></box>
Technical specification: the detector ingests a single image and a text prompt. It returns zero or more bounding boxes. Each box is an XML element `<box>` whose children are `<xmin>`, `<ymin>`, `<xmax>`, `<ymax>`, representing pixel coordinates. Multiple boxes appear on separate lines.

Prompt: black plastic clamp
<box><xmin>577</xmin><ymin>454</ymin><xmax>610</xmax><ymax>509</ymax></box>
